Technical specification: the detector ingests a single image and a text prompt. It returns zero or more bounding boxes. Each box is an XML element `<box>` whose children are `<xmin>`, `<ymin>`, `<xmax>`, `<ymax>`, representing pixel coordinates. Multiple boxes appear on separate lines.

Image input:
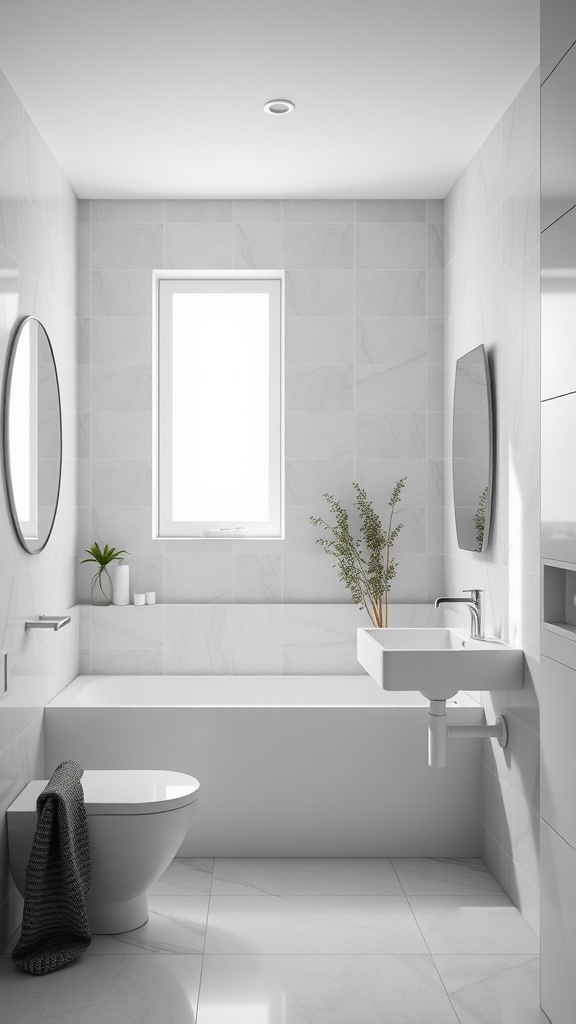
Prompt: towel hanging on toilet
<box><xmin>12</xmin><ymin>760</ymin><xmax>91</xmax><ymax>975</ymax></box>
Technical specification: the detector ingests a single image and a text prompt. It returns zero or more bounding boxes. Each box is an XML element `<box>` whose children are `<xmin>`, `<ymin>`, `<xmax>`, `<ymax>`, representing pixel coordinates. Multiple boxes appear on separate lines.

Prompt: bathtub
<box><xmin>45</xmin><ymin>675</ymin><xmax>484</xmax><ymax>857</ymax></box>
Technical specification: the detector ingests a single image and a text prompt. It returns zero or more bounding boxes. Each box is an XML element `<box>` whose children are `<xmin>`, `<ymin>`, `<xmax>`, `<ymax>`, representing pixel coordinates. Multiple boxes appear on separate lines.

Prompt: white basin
<box><xmin>357</xmin><ymin>627</ymin><xmax>523</xmax><ymax>700</ymax></box>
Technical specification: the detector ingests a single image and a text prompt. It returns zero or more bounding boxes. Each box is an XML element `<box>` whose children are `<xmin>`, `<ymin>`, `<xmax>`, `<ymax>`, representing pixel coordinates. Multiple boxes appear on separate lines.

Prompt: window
<box><xmin>153</xmin><ymin>271</ymin><xmax>284</xmax><ymax>539</ymax></box>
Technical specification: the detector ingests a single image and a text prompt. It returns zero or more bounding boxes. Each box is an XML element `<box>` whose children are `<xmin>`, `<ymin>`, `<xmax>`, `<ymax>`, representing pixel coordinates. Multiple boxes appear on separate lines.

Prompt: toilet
<box><xmin>7</xmin><ymin>769</ymin><xmax>200</xmax><ymax>934</ymax></box>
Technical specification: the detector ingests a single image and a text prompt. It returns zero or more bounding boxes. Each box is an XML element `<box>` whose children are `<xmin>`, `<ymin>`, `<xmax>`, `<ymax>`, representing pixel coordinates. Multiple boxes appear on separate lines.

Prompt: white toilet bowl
<box><xmin>7</xmin><ymin>769</ymin><xmax>200</xmax><ymax>934</ymax></box>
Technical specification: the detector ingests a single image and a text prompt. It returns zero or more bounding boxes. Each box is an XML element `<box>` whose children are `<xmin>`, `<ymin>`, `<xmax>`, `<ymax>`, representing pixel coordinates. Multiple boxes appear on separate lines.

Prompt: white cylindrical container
<box><xmin>145</xmin><ymin>592</ymin><xmax>156</xmax><ymax>605</ymax></box>
<box><xmin>112</xmin><ymin>565</ymin><xmax>130</xmax><ymax>606</ymax></box>
<box><xmin>133</xmin><ymin>593</ymin><xmax>145</xmax><ymax>606</ymax></box>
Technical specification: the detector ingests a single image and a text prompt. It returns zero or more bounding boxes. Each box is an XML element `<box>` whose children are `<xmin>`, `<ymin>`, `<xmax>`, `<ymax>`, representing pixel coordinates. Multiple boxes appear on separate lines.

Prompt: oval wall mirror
<box><xmin>452</xmin><ymin>343</ymin><xmax>494</xmax><ymax>553</ymax></box>
<box><xmin>3</xmin><ymin>316</ymin><xmax>62</xmax><ymax>553</ymax></box>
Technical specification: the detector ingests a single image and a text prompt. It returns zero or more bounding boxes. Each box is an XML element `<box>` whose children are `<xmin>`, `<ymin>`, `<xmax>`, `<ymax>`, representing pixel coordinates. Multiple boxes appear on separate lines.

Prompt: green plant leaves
<box><xmin>80</xmin><ymin>542</ymin><xmax>129</xmax><ymax>567</ymax></box>
<box><xmin>310</xmin><ymin>479</ymin><xmax>406</xmax><ymax>627</ymax></box>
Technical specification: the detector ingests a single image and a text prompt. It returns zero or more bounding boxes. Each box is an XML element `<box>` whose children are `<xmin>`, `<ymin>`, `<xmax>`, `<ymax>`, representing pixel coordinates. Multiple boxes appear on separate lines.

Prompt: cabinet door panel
<box><xmin>542</xmin><ymin>42</ymin><xmax>576</xmax><ymax>229</ymax></box>
<box><xmin>541</xmin><ymin>206</ymin><xmax>576</xmax><ymax>401</ymax></box>
<box><xmin>541</xmin><ymin>821</ymin><xmax>576</xmax><ymax>1024</ymax></box>
<box><xmin>541</xmin><ymin>655</ymin><xmax>576</xmax><ymax>847</ymax></box>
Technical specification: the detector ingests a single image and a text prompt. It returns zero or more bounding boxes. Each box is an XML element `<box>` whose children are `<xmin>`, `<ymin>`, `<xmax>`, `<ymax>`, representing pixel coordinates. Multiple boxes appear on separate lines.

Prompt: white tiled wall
<box><xmin>79</xmin><ymin>602</ymin><xmax>439</xmax><ymax>676</ymax></box>
<box><xmin>443</xmin><ymin>70</ymin><xmax>540</xmax><ymax>931</ymax></box>
<box><xmin>0</xmin><ymin>69</ymin><xmax>80</xmax><ymax>946</ymax></box>
<box><xmin>78</xmin><ymin>198</ymin><xmax>445</xmax><ymax>643</ymax></box>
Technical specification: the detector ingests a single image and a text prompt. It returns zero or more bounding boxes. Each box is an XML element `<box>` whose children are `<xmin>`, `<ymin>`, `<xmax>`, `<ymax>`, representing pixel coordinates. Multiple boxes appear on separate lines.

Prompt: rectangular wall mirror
<box><xmin>452</xmin><ymin>343</ymin><xmax>494</xmax><ymax>553</ymax></box>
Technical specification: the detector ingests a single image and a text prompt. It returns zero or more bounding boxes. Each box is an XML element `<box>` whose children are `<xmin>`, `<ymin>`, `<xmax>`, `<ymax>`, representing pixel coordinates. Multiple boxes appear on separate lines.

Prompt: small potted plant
<box><xmin>311</xmin><ymin>479</ymin><xmax>406</xmax><ymax>627</ymax></box>
<box><xmin>81</xmin><ymin>543</ymin><xmax>129</xmax><ymax>606</ymax></box>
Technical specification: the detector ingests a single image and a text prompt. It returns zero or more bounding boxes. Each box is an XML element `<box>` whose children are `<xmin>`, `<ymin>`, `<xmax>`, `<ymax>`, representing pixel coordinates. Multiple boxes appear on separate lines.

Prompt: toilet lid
<box><xmin>8</xmin><ymin>770</ymin><xmax>200</xmax><ymax>817</ymax></box>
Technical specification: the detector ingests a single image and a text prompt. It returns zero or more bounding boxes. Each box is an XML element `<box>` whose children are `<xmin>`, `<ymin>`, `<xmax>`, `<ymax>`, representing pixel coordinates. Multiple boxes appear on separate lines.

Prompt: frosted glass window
<box><xmin>155</xmin><ymin>274</ymin><xmax>284</xmax><ymax>538</ymax></box>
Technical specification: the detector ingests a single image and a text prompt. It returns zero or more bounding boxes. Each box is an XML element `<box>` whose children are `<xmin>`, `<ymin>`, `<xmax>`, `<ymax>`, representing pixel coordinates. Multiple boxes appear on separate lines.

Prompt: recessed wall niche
<box><xmin>542</xmin><ymin>559</ymin><xmax>576</xmax><ymax>637</ymax></box>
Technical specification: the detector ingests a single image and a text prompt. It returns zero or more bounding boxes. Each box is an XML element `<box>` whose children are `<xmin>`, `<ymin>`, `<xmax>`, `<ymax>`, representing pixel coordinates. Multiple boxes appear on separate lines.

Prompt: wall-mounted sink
<box><xmin>357</xmin><ymin>627</ymin><xmax>524</xmax><ymax>700</ymax></box>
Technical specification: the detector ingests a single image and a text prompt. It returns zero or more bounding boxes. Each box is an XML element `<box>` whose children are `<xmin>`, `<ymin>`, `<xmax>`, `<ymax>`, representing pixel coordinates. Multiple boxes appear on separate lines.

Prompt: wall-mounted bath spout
<box><xmin>428</xmin><ymin>698</ymin><xmax>508</xmax><ymax>768</ymax></box>
<box><xmin>25</xmin><ymin>616</ymin><xmax>71</xmax><ymax>632</ymax></box>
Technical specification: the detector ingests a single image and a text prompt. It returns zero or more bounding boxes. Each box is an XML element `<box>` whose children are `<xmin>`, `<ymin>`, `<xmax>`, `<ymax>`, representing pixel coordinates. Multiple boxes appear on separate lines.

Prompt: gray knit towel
<box><xmin>12</xmin><ymin>760</ymin><xmax>91</xmax><ymax>975</ymax></box>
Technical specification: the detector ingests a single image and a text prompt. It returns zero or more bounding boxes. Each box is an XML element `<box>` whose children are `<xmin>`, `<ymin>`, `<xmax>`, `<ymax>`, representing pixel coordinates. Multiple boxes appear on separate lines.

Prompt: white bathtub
<box><xmin>46</xmin><ymin>675</ymin><xmax>484</xmax><ymax>857</ymax></box>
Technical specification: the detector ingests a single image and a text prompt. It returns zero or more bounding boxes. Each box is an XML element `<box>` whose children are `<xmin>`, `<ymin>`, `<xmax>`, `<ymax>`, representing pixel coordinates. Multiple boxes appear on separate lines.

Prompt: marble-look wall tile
<box><xmin>165</xmin><ymin>553</ymin><xmax>234</xmax><ymax>603</ymax></box>
<box><xmin>90</xmin><ymin>605</ymin><xmax>164</xmax><ymax>651</ymax></box>
<box><xmin>0</xmin><ymin>75</ymin><xmax>20</xmax><ymax>261</ymax></box>
<box><xmin>282</xmin><ymin>603</ymin><xmax>367</xmax><ymax>650</ymax></box>
<box><xmin>89</xmin><ymin>505</ymin><xmax>156</xmax><ymax>555</ymax></box>
<box><xmin>91</xmin><ymin>459</ymin><xmax>152</xmax><ymax>506</ymax></box>
<box><xmin>356</xmin><ymin>223</ymin><xmax>426</xmax><ymax>270</ymax></box>
<box><xmin>426</xmin><ymin>199</ymin><xmax>444</xmax><ymax>224</ymax></box>
<box><xmin>234</xmin><ymin>199</ymin><xmax>281</xmax><ymax>222</ymax></box>
<box><xmin>286</xmin><ymin>364</ymin><xmax>354</xmax><ymax>411</ymax></box>
<box><xmin>234</xmin><ymin>223</ymin><xmax>281</xmax><ymax>269</ymax></box>
<box><xmin>165</xmin><ymin>199</ymin><xmax>232</xmax><ymax>222</ymax></box>
<box><xmin>502</xmin><ymin>166</ymin><xmax>540</xmax><ymax>274</ymax></box>
<box><xmin>356</xmin><ymin>200</ymin><xmax>426</xmax><ymax>222</ymax></box>
<box><xmin>163</xmin><ymin>605</ymin><xmax>282</xmax><ymax>674</ymax></box>
<box><xmin>91</xmin><ymin>411</ymin><xmax>152</xmax><ymax>460</ymax></box>
<box><xmin>282</xmin><ymin>553</ymin><xmax>352</xmax><ymax>601</ymax></box>
<box><xmin>233</xmin><ymin>554</ymin><xmax>282</xmax><ymax>602</ymax></box>
<box><xmin>91</xmin><ymin>317</ymin><xmax>151</xmax><ymax>364</ymax></box>
<box><xmin>444</xmin><ymin>71</ymin><xmax>540</xmax><ymax>925</ymax></box>
<box><xmin>91</xmin><ymin>199</ymin><xmax>163</xmax><ymax>222</ymax></box>
<box><xmin>501</xmin><ymin>69</ymin><xmax>539</xmax><ymax>199</ymax></box>
<box><xmin>355</xmin><ymin>270</ymin><xmax>426</xmax><ymax>316</ymax></box>
<box><xmin>355</xmin><ymin>363</ymin><xmax>426</xmax><ymax>412</ymax></box>
<box><xmin>91</xmin><ymin>222</ymin><xmax>163</xmax><ymax>270</ymax></box>
<box><xmin>286</xmin><ymin>271</ymin><xmax>354</xmax><ymax>316</ymax></box>
<box><xmin>90</xmin><ymin>649</ymin><xmax>165</xmax><ymax>674</ymax></box>
<box><xmin>355</xmin><ymin>317</ymin><xmax>426</xmax><ymax>364</ymax></box>
<box><xmin>283</xmin><ymin>223</ymin><xmax>353</xmax><ymax>270</ymax></box>
<box><xmin>283</xmin><ymin>199</ymin><xmax>354</xmax><ymax>222</ymax></box>
<box><xmin>0</xmin><ymin>67</ymin><xmax>80</xmax><ymax>938</ymax></box>
<box><xmin>355</xmin><ymin>412</ymin><xmax>425</xmax><ymax>459</ymax></box>
<box><xmin>91</xmin><ymin>364</ymin><xmax>151</xmax><ymax>411</ymax></box>
<box><xmin>285</xmin><ymin>317</ymin><xmax>354</xmax><ymax>364</ymax></box>
<box><xmin>426</xmin><ymin>224</ymin><xmax>444</xmax><ymax>269</ymax></box>
<box><xmin>286</xmin><ymin>412</ymin><xmax>354</xmax><ymax>459</ymax></box>
<box><xmin>164</xmin><ymin>222</ymin><xmax>234</xmax><ymax>269</ymax></box>
<box><xmin>91</xmin><ymin>270</ymin><xmax>151</xmax><ymax>316</ymax></box>
<box><xmin>286</xmin><ymin>459</ymin><xmax>355</xmax><ymax>506</ymax></box>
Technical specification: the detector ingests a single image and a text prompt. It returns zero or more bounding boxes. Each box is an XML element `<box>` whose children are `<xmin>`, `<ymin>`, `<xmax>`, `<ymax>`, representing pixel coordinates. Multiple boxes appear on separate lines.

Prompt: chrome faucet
<box><xmin>434</xmin><ymin>589</ymin><xmax>484</xmax><ymax>640</ymax></box>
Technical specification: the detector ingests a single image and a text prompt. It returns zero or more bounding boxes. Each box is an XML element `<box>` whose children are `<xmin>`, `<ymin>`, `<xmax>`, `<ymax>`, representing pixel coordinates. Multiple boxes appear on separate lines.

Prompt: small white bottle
<box><xmin>112</xmin><ymin>564</ymin><xmax>130</xmax><ymax>606</ymax></box>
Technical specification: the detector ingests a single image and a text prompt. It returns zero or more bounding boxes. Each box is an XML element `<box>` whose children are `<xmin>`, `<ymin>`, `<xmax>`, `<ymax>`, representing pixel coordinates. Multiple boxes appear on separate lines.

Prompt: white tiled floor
<box><xmin>1</xmin><ymin>858</ymin><xmax>549</xmax><ymax>1023</ymax></box>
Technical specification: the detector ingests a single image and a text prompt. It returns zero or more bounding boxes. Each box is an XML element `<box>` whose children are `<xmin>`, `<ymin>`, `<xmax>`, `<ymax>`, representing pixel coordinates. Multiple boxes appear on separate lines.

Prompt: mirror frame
<box><xmin>452</xmin><ymin>342</ymin><xmax>494</xmax><ymax>553</ymax></box>
<box><xmin>2</xmin><ymin>315</ymin><xmax>63</xmax><ymax>554</ymax></box>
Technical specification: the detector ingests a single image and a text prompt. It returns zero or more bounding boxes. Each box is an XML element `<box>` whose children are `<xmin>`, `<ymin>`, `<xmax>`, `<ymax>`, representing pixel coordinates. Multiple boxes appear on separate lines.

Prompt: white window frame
<box><xmin>153</xmin><ymin>270</ymin><xmax>285</xmax><ymax>539</ymax></box>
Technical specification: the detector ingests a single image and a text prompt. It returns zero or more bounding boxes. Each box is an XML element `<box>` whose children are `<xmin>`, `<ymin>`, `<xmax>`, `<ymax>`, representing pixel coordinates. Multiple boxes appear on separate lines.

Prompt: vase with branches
<box><xmin>81</xmin><ymin>543</ymin><xmax>129</xmax><ymax>606</ymax></box>
<box><xmin>310</xmin><ymin>479</ymin><xmax>406</xmax><ymax>628</ymax></box>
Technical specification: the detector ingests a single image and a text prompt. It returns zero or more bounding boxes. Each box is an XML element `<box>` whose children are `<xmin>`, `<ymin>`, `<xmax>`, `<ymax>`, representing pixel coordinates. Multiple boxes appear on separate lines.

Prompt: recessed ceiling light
<box><xmin>263</xmin><ymin>99</ymin><xmax>295</xmax><ymax>116</ymax></box>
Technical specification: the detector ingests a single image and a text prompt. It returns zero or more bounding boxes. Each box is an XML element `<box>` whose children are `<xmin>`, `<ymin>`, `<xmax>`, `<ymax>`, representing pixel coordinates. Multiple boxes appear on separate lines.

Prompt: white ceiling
<box><xmin>0</xmin><ymin>0</ymin><xmax>539</xmax><ymax>199</ymax></box>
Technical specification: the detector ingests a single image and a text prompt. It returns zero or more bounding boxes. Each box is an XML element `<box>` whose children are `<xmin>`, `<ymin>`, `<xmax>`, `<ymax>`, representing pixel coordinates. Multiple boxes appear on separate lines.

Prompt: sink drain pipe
<box><xmin>428</xmin><ymin>699</ymin><xmax>508</xmax><ymax>768</ymax></box>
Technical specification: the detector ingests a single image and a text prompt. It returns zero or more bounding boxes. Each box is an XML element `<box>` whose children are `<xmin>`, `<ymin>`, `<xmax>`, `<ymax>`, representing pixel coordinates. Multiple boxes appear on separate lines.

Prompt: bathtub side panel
<box><xmin>45</xmin><ymin>706</ymin><xmax>482</xmax><ymax>856</ymax></box>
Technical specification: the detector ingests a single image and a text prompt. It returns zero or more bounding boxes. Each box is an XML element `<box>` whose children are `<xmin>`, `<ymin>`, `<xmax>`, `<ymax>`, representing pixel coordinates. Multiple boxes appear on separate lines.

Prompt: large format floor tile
<box><xmin>408</xmin><ymin>895</ymin><xmax>540</xmax><ymax>954</ymax></box>
<box><xmin>434</xmin><ymin>954</ymin><xmax>549</xmax><ymax>1024</ymax></box>
<box><xmin>88</xmin><ymin>896</ymin><xmax>209</xmax><ymax>954</ymax></box>
<box><xmin>0</xmin><ymin>954</ymin><xmax>202</xmax><ymax>1024</ymax></box>
<box><xmin>197</xmin><ymin>953</ymin><xmax>460</xmax><ymax>1024</ymax></box>
<box><xmin>392</xmin><ymin>857</ymin><xmax>505</xmax><ymax>895</ymax></box>
<box><xmin>211</xmin><ymin>857</ymin><xmax>403</xmax><ymax>895</ymax></box>
<box><xmin>149</xmin><ymin>857</ymin><xmax>214</xmax><ymax>895</ymax></box>
<box><xmin>205</xmin><ymin>895</ymin><xmax>427</xmax><ymax>954</ymax></box>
